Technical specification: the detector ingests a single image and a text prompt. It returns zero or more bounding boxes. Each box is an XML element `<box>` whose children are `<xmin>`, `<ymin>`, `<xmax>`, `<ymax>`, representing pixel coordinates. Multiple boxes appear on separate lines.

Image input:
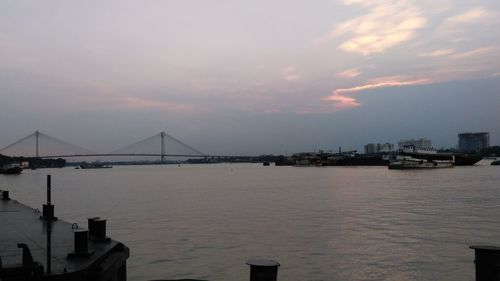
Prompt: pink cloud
<box><xmin>333</xmin><ymin>78</ymin><xmax>430</xmax><ymax>95</ymax></box>
<box><xmin>324</xmin><ymin>94</ymin><xmax>361</xmax><ymax>109</ymax></box>
<box><xmin>332</xmin><ymin>0</ymin><xmax>426</xmax><ymax>55</ymax></box>
<box><xmin>437</xmin><ymin>7</ymin><xmax>497</xmax><ymax>35</ymax></box>
<box><xmin>323</xmin><ymin>77</ymin><xmax>430</xmax><ymax>110</ymax></box>
<box><xmin>283</xmin><ymin>66</ymin><xmax>301</xmax><ymax>81</ymax></box>
<box><xmin>452</xmin><ymin>46</ymin><xmax>495</xmax><ymax>59</ymax></box>
<box><xmin>337</xmin><ymin>68</ymin><xmax>362</xmax><ymax>78</ymax></box>
<box><xmin>419</xmin><ymin>48</ymin><xmax>456</xmax><ymax>57</ymax></box>
<box><xmin>444</xmin><ymin>7</ymin><xmax>490</xmax><ymax>25</ymax></box>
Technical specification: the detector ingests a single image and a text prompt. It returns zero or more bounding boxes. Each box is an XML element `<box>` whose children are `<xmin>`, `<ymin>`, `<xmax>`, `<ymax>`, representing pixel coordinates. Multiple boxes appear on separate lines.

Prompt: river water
<box><xmin>1</xmin><ymin>163</ymin><xmax>499</xmax><ymax>281</ymax></box>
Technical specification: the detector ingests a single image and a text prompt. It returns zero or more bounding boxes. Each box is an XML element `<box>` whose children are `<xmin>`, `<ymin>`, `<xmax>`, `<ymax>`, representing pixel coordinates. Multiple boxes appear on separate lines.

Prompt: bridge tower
<box><xmin>35</xmin><ymin>131</ymin><xmax>40</xmax><ymax>158</ymax></box>
<box><xmin>160</xmin><ymin>131</ymin><xmax>166</xmax><ymax>163</ymax></box>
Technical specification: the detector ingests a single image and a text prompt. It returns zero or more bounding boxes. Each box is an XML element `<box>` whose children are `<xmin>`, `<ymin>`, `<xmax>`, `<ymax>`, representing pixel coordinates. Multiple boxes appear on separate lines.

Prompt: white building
<box><xmin>364</xmin><ymin>143</ymin><xmax>394</xmax><ymax>154</ymax></box>
<box><xmin>398</xmin><ymin>138</ymin><xmax>432</xmax><ymax>150</ymax></box>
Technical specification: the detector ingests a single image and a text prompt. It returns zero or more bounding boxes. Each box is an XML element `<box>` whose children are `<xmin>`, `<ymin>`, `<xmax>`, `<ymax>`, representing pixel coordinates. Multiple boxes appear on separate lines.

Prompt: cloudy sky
<box><xmin>1</xmin><ymin>0</ymin><xmax>499</xmax><ymax>155</ymax></box>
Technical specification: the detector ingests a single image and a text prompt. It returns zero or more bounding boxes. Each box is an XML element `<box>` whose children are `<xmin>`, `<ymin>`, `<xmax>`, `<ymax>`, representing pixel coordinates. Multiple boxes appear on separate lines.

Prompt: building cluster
<box><xmin>398</xmin><ymin>138</ymin><xmax>432</xmax><ymax>150</ymax></box>
<box><xmin>362</xmin><ymin>132</ymin><xmax>491</xmax><ymax>154</ymax></box>
<box><xmin>364</xmin><ymin>143</ymin><xmax>394</xmax><ymax>154</ymax></box>
<box><xmin>362</xmin><ymin>138</ymin><xmax>433</xmax><ymax>154</ymax></box>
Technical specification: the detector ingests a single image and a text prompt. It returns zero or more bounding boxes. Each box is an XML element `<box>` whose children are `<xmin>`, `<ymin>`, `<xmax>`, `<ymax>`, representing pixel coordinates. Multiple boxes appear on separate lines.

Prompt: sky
<box><xmin>0</xmin><ymin>0</ymin><xmax>499</xmax><ymax>156</ymax></box>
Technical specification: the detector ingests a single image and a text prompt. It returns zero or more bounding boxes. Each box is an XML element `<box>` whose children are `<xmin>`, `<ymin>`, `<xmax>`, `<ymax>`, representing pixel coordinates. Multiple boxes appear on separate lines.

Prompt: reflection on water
<box><xmin>2</xmin><ymin>164</ymin><xmax>500</xmax><ymax>281</ymax></box>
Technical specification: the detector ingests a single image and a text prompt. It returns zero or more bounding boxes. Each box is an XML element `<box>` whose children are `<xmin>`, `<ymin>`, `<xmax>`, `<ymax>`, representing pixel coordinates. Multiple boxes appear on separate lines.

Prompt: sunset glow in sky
<box><xmin>1</xmin><ymin>0</ymin><xmax>499</xmax><ymax>154</ymax></box>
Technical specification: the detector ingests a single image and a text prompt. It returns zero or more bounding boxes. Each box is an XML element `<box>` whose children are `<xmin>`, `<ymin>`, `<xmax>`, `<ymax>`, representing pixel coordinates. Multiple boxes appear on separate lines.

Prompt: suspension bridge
<box><xmin>0</xmin><ymin>131</ymin><xmax>209</xmax><ymax>161</ymax></box>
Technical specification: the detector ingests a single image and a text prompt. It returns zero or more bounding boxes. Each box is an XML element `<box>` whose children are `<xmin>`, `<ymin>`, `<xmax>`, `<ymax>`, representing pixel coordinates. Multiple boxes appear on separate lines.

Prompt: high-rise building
<box><xmin>364</xmin><ymin>143</ymin><xmax>394</xmax><ymax>154</ymax></box>
<box><xmin>458</xmin><ymin>132</ymin><xmax>489</xmax><ymax>153</ymax></box>
<box><xmin>398</xmin><ymin>138</ymin><xmax>432</xmax><ymax>149</ymax></box>
<box><xmin>379</xmin><ymin>143</ymin><xmax>394</xmax><ymax>153</ymax></box>
<box><xmin>364</xmin><ymin>143</ymin><xmax>376</xmax><ymax>154</ymax></box>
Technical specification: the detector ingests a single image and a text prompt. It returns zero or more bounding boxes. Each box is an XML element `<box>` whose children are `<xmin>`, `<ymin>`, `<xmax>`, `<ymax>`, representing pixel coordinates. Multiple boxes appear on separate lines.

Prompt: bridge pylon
<box><xmin>160</xmin><ymin>131</ymin><xmax>166</xmax><ymax>163</ymax></box>
<box><xmin>35</xmin><ymin>131</ymin><xmax>40</xmax><ymax>158</ymax></box>
<box><xmin>0</xmin><ymin>131</ymin><xmax>94</xmax><ymax>158</ymax></box>
<box><xmin>110</xmin><ymin>131</ymin><xmax>204</xmax><ymax>162</ymax></box>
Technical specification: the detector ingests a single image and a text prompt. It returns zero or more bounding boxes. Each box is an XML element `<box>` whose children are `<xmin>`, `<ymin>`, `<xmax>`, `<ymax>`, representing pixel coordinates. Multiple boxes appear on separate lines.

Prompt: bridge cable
<box><xmin>0</xmin><ymin>132</ymin><xmax>36</xmax><ymax>153</ymax></box>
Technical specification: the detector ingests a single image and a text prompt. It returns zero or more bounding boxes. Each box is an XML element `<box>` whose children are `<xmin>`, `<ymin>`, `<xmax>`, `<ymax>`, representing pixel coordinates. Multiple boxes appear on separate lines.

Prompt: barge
<box><xmin>0</xmin><ymin>176</ymin><xmax>129</xmax><ymax>281</ymax></box>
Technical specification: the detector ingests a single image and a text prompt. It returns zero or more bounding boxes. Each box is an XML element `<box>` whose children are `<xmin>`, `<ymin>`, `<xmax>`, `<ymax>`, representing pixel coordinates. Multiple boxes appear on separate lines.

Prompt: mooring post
<box><xmin>470</xmin><ymin>245</ymin><xmax>500</xmax><ymax>281</ymax></box>
<box><xmin>41</xmin><ymin>175</ymin><xmax>56</xmax><ymax>221</ymax></box>
<box><xmin>46</xmin><ymin>220</ymin><xmax>52</xmax><ymax>274</ymax></box>
<box><xmin>46</xmin><ymin>174</ymin><xmax>52</xmax><ymax>274</ymax></box>
<box><xmin>246</xmin><ymin>259</ymin><xmax>280</xmax><ymax>281</ymax></box>
<box><xmin>88</xmin><ymin>217</ymin><xmax>100</xmax><ymax>238</ymax></box>
<box><xmin>47</xmin><ymin>174</ymin><xmax>51</xmax><ymax>205</ymax></box>
<box><xmin>90</xmin><ymin>218</ymin><xmax>111</xmax><ymax>242</ymax></box>
<box><xmin>1</xmin><ymin>190</ymin><xmax>10</xmax><ymax>201</ymax></box>
<box><xmin>67</xmin><ymin>229</ymin><xmax>93</xmax><ymax>258</ymax></box>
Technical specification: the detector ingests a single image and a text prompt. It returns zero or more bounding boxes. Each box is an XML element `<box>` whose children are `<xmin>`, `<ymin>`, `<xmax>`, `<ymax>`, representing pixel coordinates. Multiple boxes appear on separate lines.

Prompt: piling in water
<box><xmin>2</xmin><ymin>190</ymin><xmax>10</xmax><ymax>201</ymax></box>
<box><xmin>470</xmin><ymin>245</ymin><xmax>500</xmax><ymax>281</ymax></box>
<box><xmin>246</xmin><ymin>259</ymin><xmax>280</xmax><ymax>281</ymax></box>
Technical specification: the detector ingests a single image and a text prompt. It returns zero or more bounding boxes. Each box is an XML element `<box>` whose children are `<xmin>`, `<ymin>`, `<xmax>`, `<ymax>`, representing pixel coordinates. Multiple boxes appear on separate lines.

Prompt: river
<box><xmin>1</xmin><ymin>162</ymin><xmax>499</xmax><ymax>281</ymax></box>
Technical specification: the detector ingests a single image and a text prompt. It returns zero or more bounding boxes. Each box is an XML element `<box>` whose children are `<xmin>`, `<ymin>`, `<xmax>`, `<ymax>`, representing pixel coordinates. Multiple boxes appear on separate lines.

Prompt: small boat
<box><xmin>263</xmin><ymin>161</ymin><xmax>270</xmax><ymax>166</ymax></box>
<box><xmin>389</xmin><ymin>146</ymin><xmax>454</xmax><ymax>169</ymax></box>
<box><xmin>0</xmin><ymin>163</ymin><xmax>23</xmax><ymax>174</ymax></box>
<box><xmin>79</xmin><ymin>162</ymin><xmax>112</xmax><ymax>169</ymax></box>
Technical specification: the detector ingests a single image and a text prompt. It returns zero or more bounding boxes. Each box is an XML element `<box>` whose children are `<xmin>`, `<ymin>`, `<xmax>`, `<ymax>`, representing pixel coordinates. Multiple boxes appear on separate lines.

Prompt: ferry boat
<box><xmin>0</xmin><ymin>163</ymin><xmax>23</xmax><ymax>174</ymax></box>
<box><xmin>389</xmin><ymin>146</ymin><xmax>454</xmax><ymax>169</ymax></box>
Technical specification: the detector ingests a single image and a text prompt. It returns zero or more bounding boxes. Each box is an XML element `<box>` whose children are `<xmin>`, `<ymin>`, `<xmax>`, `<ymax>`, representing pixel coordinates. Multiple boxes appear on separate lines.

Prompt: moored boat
<box><xmin>0</xmin><ymin>163</ymin><xmax>23</xmax><ymax>174</ymax></box>
<box><xmin>389</xmin><ymin>146</ymin><xmax>454</xmax><ymax>169</ymax></box>
<box><xmin>79</xmin><ymin>162</ymin><xmax>112</xmax><ymax>169</ymax></box>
